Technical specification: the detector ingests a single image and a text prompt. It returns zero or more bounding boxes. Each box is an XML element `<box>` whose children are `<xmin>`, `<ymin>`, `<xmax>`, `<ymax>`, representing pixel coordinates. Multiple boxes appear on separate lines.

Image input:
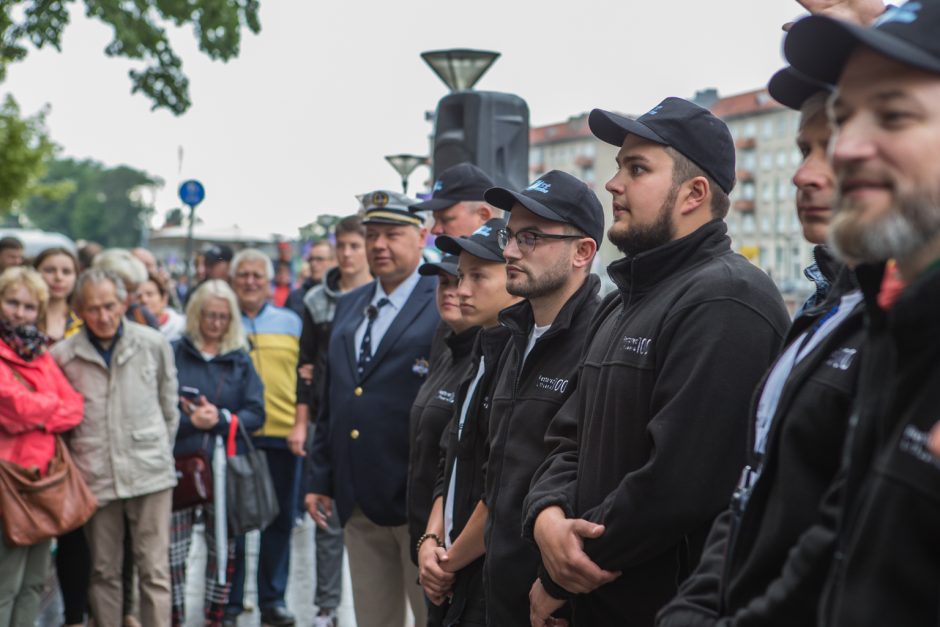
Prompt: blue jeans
<box><xmin>227</xmin><ymin>447</ymin><xmax>301</xmax><ymax>614</ymax></box>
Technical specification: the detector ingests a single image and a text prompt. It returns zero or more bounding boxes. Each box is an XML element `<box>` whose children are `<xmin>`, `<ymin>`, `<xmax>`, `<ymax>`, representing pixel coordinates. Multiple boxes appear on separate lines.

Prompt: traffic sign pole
<box><xmin>178</xmin><ymin>180</ymin><xmax>205</xmax><ymax>285</ymax></box>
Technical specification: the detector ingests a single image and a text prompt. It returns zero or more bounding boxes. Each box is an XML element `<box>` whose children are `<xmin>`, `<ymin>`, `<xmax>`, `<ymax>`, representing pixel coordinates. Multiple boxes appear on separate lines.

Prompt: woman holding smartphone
<box><xmin>170</xmin><ymin>279</ymin><xmax>265</xmax><ymax>627</ymax></box>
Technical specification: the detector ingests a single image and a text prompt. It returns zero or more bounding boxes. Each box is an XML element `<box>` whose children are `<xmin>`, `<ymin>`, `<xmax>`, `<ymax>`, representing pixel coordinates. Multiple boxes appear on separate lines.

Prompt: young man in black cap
<box><xmin>418</xmin><ymin>218</ymin><xmax>520</xmax><ymax>626</ymax></box>
<box><xmin>305</xmin><ymin>191</ymin><xmax>438</xmax><ymax>627</ymax></box>
<box><xmin>474</xmin><ymin>170</ymin><xmax>602</xmax><ymax>626</ymax></box>
<box><xmin>781</xmin><ymin>5</ymin><xmax>940</xmax><ymax>625</ymax></box>
<box><xmin>411</xmin><ymin>162</ymin><xmax>502</xmax><ymax>237</ymax></box>
<box><xmin>522</xmin><ymin>97</ymin><xmax>790</xmax><ymax>627</ymax></box>
<box><xmin>407</xmin><ymin>253</ymin><xmax>480</xmax><ymax>621</ymax></box>
<box><xmin>656</xmin><ymin>63</ymin><xmax>871</xmax><ymax>627</ymax></box>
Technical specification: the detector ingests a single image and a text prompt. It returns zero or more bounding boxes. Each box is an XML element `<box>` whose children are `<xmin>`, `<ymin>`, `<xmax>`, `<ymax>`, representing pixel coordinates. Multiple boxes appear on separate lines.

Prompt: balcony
<box><xmin>736</xmin><ymin>169</ymin><xmax>754</xmax><ymax>183</ymax></box>
<box><xmin>734</xmin><ymin>199</ymin><xmax>756</xmax><ymax>213</ymax></box>
<box><xmin>736</xmin><ymin>137</ymin><xmax>757</xmax><ymax>150</ymax></box>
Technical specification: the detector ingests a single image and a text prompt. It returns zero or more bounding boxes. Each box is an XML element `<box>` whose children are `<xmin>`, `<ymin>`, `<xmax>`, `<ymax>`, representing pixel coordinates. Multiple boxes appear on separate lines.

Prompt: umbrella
<box><xmin>212</xmin><ymin>434</ymin><xmax>227</xmax><ymax>584</ymax></box>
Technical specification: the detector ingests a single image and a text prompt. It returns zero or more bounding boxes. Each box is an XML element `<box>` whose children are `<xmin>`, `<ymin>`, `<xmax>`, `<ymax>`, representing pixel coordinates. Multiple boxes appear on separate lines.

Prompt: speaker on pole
<box><xmin>432</xmin><ymin>91</ymin><xmax>529</xmax><ymax>192</ymax></box>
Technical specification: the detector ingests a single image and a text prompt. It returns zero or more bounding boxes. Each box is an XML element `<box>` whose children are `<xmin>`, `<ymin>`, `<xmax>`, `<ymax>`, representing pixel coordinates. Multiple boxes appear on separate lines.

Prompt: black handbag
<box><xmin>226</xmin><ymin>418</ymin><xmax>279</xmax><ymax>535</ymax></box>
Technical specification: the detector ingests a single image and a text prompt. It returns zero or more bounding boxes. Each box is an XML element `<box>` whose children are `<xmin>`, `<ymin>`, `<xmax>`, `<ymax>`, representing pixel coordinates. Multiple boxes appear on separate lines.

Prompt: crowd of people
<box><xmin>1</xmin><ymin>1</ymin><xmax>940</xmax><ymax>626</ymax></box>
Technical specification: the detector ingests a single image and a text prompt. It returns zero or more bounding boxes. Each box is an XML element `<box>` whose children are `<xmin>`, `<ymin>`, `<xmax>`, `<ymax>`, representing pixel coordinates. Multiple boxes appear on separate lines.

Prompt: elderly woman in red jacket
<box><xmin>0</xmin><ymin>266</ymin><xmax>84</xmax><ymax>625</ymax></box>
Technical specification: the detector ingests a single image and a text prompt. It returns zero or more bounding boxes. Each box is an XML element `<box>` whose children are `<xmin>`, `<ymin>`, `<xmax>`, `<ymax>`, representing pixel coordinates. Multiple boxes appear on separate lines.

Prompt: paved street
<box><xmin>39</xmin><ymin>515</ymin><xmax>363</xmax><ymax>627</ymax></box>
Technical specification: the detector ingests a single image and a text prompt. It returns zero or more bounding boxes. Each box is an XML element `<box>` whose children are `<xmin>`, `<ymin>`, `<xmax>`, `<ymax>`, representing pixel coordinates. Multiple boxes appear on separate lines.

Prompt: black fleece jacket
<box><xmin>483</xmin><ymin>274</ymin><xmax>601</xmax><ymax>627</ymax></box>
<box><xmin>657</xmin><ymin>253</ymin><xmax>866</xmax><ymax>627</ymax></box>
<box><xmin>522</xmin><ymin>220</ymin><xmax>790</xmax><ymax>627</ymax></box>
<box><xmin>818</xmin><ymin>262</ymin><xmax>940</xmax><ymax>627</ymax></box>
<box><xmin>407</xmin><ymin>325</ymin><xmax>479</xmax><ymax>565</ymax></box>
<box><xmin>436</xmin><ymin>325</ymin><xmax>513</xmax><ymax>626</ymax></box>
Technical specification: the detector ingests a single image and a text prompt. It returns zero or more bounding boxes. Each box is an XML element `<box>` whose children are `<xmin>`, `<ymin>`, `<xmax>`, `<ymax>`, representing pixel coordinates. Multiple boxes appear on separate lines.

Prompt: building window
<box><xmin>741</xmin><ymin>181</ymin><xmax>756</xmax><ymax>200</ymax></box>
<box><xmin>743</xmin><ymin>213</ymin><xmax>756</xmax><ymax>234</ymax></box>
<box><xmin>791</xmin><ymin>149</ymin><xmax>802</xmax><ymax>167</ymax></box>
<box><xmin>761</xmin><ymin>153</ymin><xmax>773</xmax><ymax>170</ymax></box>
<box><xmin>761</xmin><ymin>215</ymin><xmax>771</xmax><ymax>233</ymax></box>
<box><xmin>741</xmin><ymin>150</ymin><xmax>757</xmax><ymax>170</ymax></box>
<box><xmin>761</xmin><ymin>182</ymin><xmax>773</xmax><ymax>202</ymax></box>
<box><xmin>762</xmin><ymin>119</ymin><xmax>774</xmax><ymax>139</ymax></box>
<box><xmin>776</xmin><ymin>150</ymin><xmax>789</xmax><ymax>168</ymax></box>
<box><xmin>745</xmin><ymin>121</ymin><xmax>757</xmax><ymax>138</ymax></box>
<box><xmin>777</xmin><ymin>180</ymin><xmax>789</xmax><ymax>201</ymax></box>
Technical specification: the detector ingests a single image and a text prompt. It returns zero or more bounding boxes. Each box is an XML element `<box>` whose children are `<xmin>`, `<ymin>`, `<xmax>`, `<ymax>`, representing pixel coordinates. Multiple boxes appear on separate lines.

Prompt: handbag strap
<box><xmin>233</xmin><ymin>413</ymin><xmax>258</xmax><ymax>454</ymax></box>
<box><xmin>1</xmin><ymin>358</ymin><xmax>35</xmax><ymax>392</ymax></box>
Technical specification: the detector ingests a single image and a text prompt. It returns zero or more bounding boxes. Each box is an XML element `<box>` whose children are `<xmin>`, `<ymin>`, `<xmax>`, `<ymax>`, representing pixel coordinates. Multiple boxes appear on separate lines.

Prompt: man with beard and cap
<box><xmin>418</xmin><ymin>218</ymin><xmax>521</xmax><ymax>627</ymax></box>
<box><xmin>656</xmin><ymin>62</ymin><xmax>872</xmax><ymax>627</ymax></box>
<box><xmin>781</xmin><ymin>4</ymin><xmax>940</xmax><ymax>625</ymax></box>
<box><xmin>475</xmin><ymin>170</ymin><xmax>602</xmax><ymax>627</ymax></box>
<box><xmin>521</xmin><ymin>98</ymin><xmax>791</xmax><ymax>627</ymax></box>
<box><xmin>411</xmin><ymin>163</ymin><xmax>502</xmax><ymax>237</ymax></box>
<box><xmin>407</xmin><ymin>252</ymin><xmax>480</xmax><ymax>626</ymax></box>
<box><xmin>305</xmin><ymin>191</ymin><xmax>438</xmax><ymax>627</ymax></box>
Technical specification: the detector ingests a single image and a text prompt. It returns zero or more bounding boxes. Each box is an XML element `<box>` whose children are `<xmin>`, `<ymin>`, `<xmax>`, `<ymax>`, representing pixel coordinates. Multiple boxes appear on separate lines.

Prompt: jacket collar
<box><xmin>445</xmin><ymin>326</ymin><xmax>481</xmax><ymax>360</ymax></box>
<box><xmin>890</xmin><ymin>264</ymin><xmax>940</xmax><ymax>360</ymax></box>
<box><xmin>177</xmin><ymin>335</ymin><xmax>240</xmax><ymax>363</ymax></box>
<box><xmin>74</xmin><ymin>321</ymin><xmax>140</xmax><ymax>369</ymax></box>
<box><xmin>499</xmin><ymin>273</ymin><xmax>601</xmax><ymax>343</ymax></box>
<box><xmin>607</xmin><ymin>219</ymin><xmax>731</xmax><ymax>301</ymax></box>
<box><xmin>322</xmin><ymin>267</ymin><xmax>343</xmax><ymax>298</ymax></box>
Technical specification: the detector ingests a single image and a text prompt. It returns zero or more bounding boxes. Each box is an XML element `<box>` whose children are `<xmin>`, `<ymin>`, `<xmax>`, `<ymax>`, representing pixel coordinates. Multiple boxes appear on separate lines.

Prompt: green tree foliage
<box><xmin>0</xmin><ymin>94</ymin><xmax>61</xmax><ymax>211</ymax></box>
<box><xmin>0</xmin><ymin>0</ymin><xmax>261</xmax><ymax>114</ymax></box>
<box><xmin>25</xmin><ymin>157</ymin><xmax>162</xmax><ymax>246</ymax></box>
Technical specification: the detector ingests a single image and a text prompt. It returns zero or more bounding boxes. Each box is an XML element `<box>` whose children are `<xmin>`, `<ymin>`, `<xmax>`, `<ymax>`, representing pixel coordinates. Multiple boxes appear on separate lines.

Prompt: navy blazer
<box><xmin>306</xmin><ymin>275</ymin><xmax>440</xmax><ymax>527</ymax></box>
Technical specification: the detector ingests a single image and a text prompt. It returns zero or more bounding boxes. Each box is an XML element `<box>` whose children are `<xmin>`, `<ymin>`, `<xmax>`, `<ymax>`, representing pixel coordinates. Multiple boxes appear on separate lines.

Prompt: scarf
<box><xmin>0</xmin><ymin>318</ymin><xmax>50</xmax><ymax>362</ymax></box>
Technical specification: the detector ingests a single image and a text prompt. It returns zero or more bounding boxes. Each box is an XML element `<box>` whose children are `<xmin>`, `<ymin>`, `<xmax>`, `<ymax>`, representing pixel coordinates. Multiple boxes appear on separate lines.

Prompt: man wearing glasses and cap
<box><xmin>305</xmin><ymin>191</ymin><xmax>437</xmax><ymax>627</ymax></box>
<box><xmin>467</xmin><ymin>170</ymin><xmax>603</xmax><ymax>626</ymax></box>
<box><xmin>411</xmin><ymin>162</ymin><xmax>502</xmax><ymax>237</ymax></box>
<box><xmin>522</xmin><ymin>98</ymin><xmax>790</xmax><ymax>627</ymax></box>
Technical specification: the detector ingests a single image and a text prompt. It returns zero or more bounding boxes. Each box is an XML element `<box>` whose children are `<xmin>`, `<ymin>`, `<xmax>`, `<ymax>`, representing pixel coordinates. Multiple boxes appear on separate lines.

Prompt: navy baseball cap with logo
<box><xmin>435</xmin><ymin>218</ymin><xmax>507</xmax><ymax>263</ymax></box>
<box><xmin>768</xmin><ymin>66</ymin><xmax>834</xmax><ymax>111</ymax></box>
<box><xmin>410</xmin><ymin>163</ymin><xmax>496</xmax><ymax>213</ymax></box>
<box><xmin>203</xmin><ymin>244</ymin><xmax>233</xmax><ymax>266</ymax></box>
<box><xmin>785</xmin><ymin>2</ymin><xmax>940</xmax><ymax>85</ymax></box>
<box><xmin>361</xmin><ymin>190</ymin><xmax>424</xmax><ymax>227</ymax></box>
<box><xmin>419</xmin><ymin>254</ymin><xmax>459</xmax><ymax>277</ymax></box>
<box><xmin>484</xmin><ymin>170</ymin><xmax>604</xmax><ymax>245</ymax></box>
<box><xmin>589</xmin><ymin>97</ymin><xmax>736</xmax><ymax>194</ymax></box>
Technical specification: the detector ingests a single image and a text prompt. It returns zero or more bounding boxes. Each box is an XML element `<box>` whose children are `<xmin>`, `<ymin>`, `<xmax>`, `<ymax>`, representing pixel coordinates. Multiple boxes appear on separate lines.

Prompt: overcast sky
<box><xmin>3</xmin><ymin>1</ymin><xmax>807</xmax><ymax>237</ymax></box>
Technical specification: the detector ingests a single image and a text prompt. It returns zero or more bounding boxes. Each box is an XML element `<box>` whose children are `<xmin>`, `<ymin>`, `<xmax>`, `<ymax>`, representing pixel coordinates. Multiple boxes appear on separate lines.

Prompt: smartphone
<box><xmin>180</xmin><ymin>386</ymin><xmax>202</xmax><ymax>402</ymax></box>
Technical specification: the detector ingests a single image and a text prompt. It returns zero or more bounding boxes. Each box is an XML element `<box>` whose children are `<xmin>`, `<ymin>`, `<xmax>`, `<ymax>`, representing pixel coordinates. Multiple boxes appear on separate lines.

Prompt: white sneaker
<box><xmin>312</xmin><ymin>610</ymin><xmax>338</xmax><ymax>627</ymax></box>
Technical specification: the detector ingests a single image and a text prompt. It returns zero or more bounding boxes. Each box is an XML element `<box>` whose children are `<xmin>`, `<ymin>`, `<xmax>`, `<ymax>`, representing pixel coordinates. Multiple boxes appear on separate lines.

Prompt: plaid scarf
<box><xmin>0</xmin><ymin>317</ymin><xmax>50</xmax><ymax>362</ymax></box>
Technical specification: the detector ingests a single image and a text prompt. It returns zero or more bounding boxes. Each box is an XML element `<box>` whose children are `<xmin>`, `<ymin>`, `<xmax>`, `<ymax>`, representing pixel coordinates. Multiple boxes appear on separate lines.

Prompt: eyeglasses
<box><xmin>497</xmin><ymin>228</ymin><xmax>582</xmax><ymax>253</ymax></box>
<box><xmin>200</xmin><ymin>312</ymin><xmax>231</xmax><ymax>323</ymax></box>
<box><xmin>307</xmin><ymin>256</ymin><xmax>331</xmax><ymax>263</ymax></box>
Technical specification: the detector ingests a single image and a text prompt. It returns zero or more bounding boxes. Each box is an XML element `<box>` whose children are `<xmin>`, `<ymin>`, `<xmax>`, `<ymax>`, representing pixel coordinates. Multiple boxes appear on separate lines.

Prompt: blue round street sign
<box><xmin>178</xmin><ymin>179</ymin><xmax>205</xmax><ymax>207</ymax></box>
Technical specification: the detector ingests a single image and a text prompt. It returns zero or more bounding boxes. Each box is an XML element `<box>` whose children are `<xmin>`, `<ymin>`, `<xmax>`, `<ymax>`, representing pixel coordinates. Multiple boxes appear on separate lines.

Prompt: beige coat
<box><xmin>52</xmin><ymin>321</ymin><xmax>180</xmax><ymax>503</ymax></box>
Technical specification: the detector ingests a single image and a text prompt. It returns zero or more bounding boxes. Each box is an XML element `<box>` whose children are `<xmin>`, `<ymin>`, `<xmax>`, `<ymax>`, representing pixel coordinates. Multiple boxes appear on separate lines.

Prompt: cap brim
<box><xmin>768</xmin><ymin>66</ymin><xmax>832</xmax><ymax>110</ymax></box>
<box><xmin>484</xmin><ymin>187</ymin><xmax>570</xmax><ymax>226</ymax></box>
<box><xmin>435</xmin><ymin>235</ymin><xmax>503</xmax><ymax>262</ymax></box>
<box><xmin>588</xmin><ymin>108</ymin><xmax>667</xmax><ymax>148</ymax></box>
<box><xmin>785</xmin><ymin>15</ymin><xmax>940</xmax><ymax>84</ymax></box>
<box><xmin>418</xmin><ymin>260</ymin><xmax>459</xmax><ymax>277</ymax></box>
<box><xmin>410</xmin><ymin>197</ymin><xmax>458</xmax><ymax>212</ymax></box>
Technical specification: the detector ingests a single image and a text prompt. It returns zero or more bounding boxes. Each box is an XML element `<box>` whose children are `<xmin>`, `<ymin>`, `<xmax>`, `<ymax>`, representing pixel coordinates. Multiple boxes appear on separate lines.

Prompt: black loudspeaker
<box><xmin>432</xmin><ymin>90</ymin><xmax>530</xmax><ymax>191</ymax></box>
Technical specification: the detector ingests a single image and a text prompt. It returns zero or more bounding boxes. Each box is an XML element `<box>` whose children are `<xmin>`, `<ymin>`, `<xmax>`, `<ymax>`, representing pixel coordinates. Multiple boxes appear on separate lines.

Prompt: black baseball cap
<box><xmin>768</xmin><ymin>66</ymin><xmax>834</xmax><ymax>111</ymax></box>
<box><xmin>589</xmin><ymin>97</ymin><xmax>736</xmax><ymax>194</ymax></box>
<box><xmin>419</xmin><ymin>254</ymin><xmax>460</xmax><ymax>277</ymax></box>
<box><xmin>484</xmin><ymin>170</ymin><xmax>604</xmax><ymax>245</ymax></box>
<box><xmin>204</xmin><ymin>244</ymin><xmax>233</xmax><ymax>265</ymax></box>
<box><xmin>785</xmin><ymin>3</ymin><xmax>940</xmax><ymax>85</ymax></box>
<box><xmin>410</xmin><ymin>163</ymin><xmax>496</xmax><ymax>212</ymax></box>
<box><xmin>435</xmin><ymin>218</ymin><xmax>507</xmax><ymax>263</ymax></box>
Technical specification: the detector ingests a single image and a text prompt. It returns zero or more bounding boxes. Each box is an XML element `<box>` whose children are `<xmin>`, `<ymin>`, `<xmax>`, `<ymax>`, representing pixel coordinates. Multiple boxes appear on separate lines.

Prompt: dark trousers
<box><xmin>227</xmin><ymin>448</ymin><xmax>300</xmax><ymax>614</ymax></box>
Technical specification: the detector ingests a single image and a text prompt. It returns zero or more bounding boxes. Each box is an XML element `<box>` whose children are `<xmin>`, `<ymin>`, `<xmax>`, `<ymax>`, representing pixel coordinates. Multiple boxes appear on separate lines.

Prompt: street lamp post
<box><xmin>384</xmin><ymin>154</ymin><xmax>428</xmax><ymax>194</ymax></box>
<box><xmin>420</xmin><ymin>49</ymin><xmax>501</xmax><ymax>92</ymax></box>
